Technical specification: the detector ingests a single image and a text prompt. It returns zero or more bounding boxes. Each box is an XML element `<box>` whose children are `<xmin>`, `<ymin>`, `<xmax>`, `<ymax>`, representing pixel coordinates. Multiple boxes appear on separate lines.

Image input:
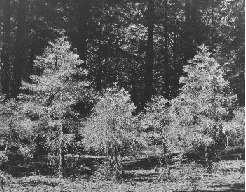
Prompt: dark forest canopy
<box><xmin>0</xmin><ymin>0</ymin><xmax>244</xmax><ymax>107</ymax></box>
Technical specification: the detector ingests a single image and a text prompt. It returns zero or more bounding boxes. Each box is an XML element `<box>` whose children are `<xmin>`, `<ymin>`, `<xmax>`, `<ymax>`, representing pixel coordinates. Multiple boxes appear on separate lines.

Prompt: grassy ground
<box><xmin>1</xmin><ymin>160</ymin><xmax>244</xmax><ymax>192</ymax></box>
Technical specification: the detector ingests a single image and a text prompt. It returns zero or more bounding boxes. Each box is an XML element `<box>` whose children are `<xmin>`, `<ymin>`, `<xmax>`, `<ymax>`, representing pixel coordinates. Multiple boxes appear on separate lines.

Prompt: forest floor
<box><xmin>1</xmin><ymin>160</ymin><xmax>245</xmax><ymax>192</ymax></box>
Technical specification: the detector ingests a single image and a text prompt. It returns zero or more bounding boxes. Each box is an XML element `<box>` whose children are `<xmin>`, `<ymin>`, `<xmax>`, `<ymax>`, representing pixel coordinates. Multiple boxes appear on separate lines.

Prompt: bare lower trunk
<box><xmin>226</xmin><ymin>135</ymin><xmax>229</xmax><ymax>147</ymax></box>
<box><xmin>58</xmin><ymin>124</ymin><xmax>63</xmax><ymax>178</ymax></box>
<box><xmin>205</xmin><ymin>146</ymin><xmax>213</xmax><ymax>173</ymax></box>
<box><xmin>113</xmin><ymin>145</ymin><xmax>122</xmax><ymax>182</ymax></box>
<box><xmin>107</xmin><ymin>144</ymin><xmax>122</xmax><ymax>182</ymax></box>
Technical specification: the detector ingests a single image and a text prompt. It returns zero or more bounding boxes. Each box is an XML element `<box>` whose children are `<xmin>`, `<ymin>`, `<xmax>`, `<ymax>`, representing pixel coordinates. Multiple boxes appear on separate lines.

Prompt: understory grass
<box><xmin>1</xmin><ymin>160</ymin><xmax>244</xmax><ymax>192</ymax></box>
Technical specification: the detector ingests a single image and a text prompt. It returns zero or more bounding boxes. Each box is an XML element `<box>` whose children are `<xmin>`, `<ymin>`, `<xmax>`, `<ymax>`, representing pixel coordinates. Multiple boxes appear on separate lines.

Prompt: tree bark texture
<box><xmin>144</xmin><ymin>0</ymin><xmax>155</xmax><ymax>104</ymax></box>
<box><xmin>96</xmin><ymin>17</ymin><xmax>103</xmax><ymax>91</ymax></box>
<box><xmin>76</xmin><ymin>0</ymin><xmax>92</xmax><ymax>67</ymax></box>
<box><xmin>163</xmin><ymin>0</ymin><xmax>170</xmax><ymax>100</ymax></box>
<box><xmin>11</xmin><ymin>0</ymin><xmax>27</xmax><ymax>98</ymax></box>
<box><xmin>58</xmin><ymin>122</ymin><xmax>63</xmax><ymax>178</ymax></box>
<box><xmin>1</xmin><ymin>0</ymin><xmax>11</xmax><ymax>98</ymax></box>
<box><xmin>184</xmin><ymin>0</ymin><xmax>199</xmax><ymax>63</ymax></box>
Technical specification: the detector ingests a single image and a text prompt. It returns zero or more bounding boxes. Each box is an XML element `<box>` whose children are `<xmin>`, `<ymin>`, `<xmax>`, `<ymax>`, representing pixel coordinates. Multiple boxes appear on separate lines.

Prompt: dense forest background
<box><xmin>0</xmin><ymin>0</ymin><xmax>244</xmax><ymax>181</ymax></box>
<box><xmin>0</xmin><ymin>0</ymin><xmax>244</xmax><ymax>105</ymax></box>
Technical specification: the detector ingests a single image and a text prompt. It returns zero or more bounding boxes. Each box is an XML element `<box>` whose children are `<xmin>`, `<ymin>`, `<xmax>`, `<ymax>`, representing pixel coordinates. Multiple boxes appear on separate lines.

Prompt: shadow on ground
<box><xmin>123</xmin><ymin>171</ymin><xmax>159</xmax><ymax>182</ymax></box>
<box><xmin>178</xmin><ymin>182</ymin><xmax>245</xmax><ymax>192</ymax></box>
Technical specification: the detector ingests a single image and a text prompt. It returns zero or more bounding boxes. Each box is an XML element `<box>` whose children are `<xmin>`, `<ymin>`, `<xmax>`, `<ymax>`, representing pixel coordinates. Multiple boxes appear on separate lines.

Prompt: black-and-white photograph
<box><xmin>0</xmin><ymin>0</ymin><xmax>244</xmax><ymax>191</ymax></box>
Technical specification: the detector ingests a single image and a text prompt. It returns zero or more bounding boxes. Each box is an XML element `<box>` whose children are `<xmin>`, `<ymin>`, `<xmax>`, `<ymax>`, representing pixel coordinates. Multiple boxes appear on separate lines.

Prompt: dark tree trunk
<box><xmin>24</xmin><ymin>33</ymin><xmax>37</xmax><ymax>82</ymax></box>
<box><xmin>191</xmin><ymin>0</ymin><xmax>200</xmax><ymax>44</ymax></box>
<box><xmin>76</xmin><ymin>0</ymin><xmax>92</xmax><ymax>67</ymax></box>
<box><xmin>172</xmin><ymin>22</ymin><xmax>178</xmax><ymax>97</ymax></box>
<box><xmin>0</xmin><ymin>0</ymin><xmax>2</xmax><ymax>42</ymax></box>
<box><xmin>171</xmin><ymin>19</ymin><xmax>183</xmax><ymax>98</ymax></box>
<box><xmin>27</xmin><ymin>44</ymin><xmax>35</xmax><ymax>82</ymax></box>
<box><xmin>61</xmin><ymin>153</ymin><xmax>66</xmax><ymax>177</ymax></box>
<box><xmin>163</xmin><ymin>0</ymin><xmax>170</xmax><ymax>100</ymax></box>
<box><xmin>130</xmin><ymin>63</ymin><xmax>138</xmax><ymax>108</ymax></box>
<box><xmin>96</xmin><ymin>40</ymin><xmax>102</xmax><ymax>91</ymax></box>
<box><xmin>96</xmin><ymin>23</ymin><xmax>103</xmax><ymax>91</ymax></box>
<box><xmin>95</xmin><ymin>0</ymin><xmax>105</xmax><ymax>91</ymax></box>
<box><xmin>144</xmin><ymin>0</ymin><xmax>155</xmax><ymax>104</ymax></box>
<box><xmin>190</xmin><ymin>0</ymin><xmax>198</xmax><ymax>23</ymax></box>
<box><xmin>184</xmin><ymin>0</ymin><xmax>199</xmax><ymax>63</ymax></box>
<box><xmin>1</xmin><ymin>0</ymin><xmax>11</xmax><ymax>99</ymax></box>
<box><xmin>184</xmin><ymin>0</ymin><xmax>192</xmax><ymax>63</ymax></box>
<box><xmin>11</xmin><ymin>0</ymin><xmax>27</xmax><ymax>98</ymax></box>
<box><xmin>185</xmin><ymin>0</ymin><xmax>191</xmax><ymax>27</ymax></box>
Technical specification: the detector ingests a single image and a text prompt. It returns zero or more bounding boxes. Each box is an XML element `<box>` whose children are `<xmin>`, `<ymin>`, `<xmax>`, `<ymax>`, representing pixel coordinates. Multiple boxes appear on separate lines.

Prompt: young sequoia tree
<box><xmin>21</xmin><ymin>36</ymin><xmax>88</xmax><ymax>177</ymax></box>
<box><xmin>170</xmin><ymin>45</ymin><xmax>237</xmax><ymax>164</ymax></box>
<box><xmin>82</xmin><ymin>87</ymin><xmax>147</xmax><ymax>181</ymax></box>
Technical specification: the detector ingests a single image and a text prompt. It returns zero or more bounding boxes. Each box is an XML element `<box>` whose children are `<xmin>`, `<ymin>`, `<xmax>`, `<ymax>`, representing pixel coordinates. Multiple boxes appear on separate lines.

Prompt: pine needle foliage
<box><xmin>82</xmin><ymin>86</ymin><xmax>147</xmax><ymax>181</ymax></box>
<box><xmin>170</xmin><ymin>45</ymin><xmax>237</xmax><ymax>148</ymax></box>
<box><xmin>19</xmin><ymin>36</ymin><xmax>89</xmax><ymax>177</ymax></box>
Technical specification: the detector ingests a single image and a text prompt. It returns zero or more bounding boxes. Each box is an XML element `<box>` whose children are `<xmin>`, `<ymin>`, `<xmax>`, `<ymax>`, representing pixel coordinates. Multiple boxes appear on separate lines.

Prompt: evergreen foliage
<box><xmin>171</xmin><ymin>45</ymin><xmax>237</xmax><ymax>148</ymax></box>
<box><xmin>19</xmin><ymin>36</ymin><xmax>88</xmax><ymax>177</ymax></box>
<box><xmin>82</xmin><ymin>86</ymin><xmax>147</xmax><ymax>181</ymax></box>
